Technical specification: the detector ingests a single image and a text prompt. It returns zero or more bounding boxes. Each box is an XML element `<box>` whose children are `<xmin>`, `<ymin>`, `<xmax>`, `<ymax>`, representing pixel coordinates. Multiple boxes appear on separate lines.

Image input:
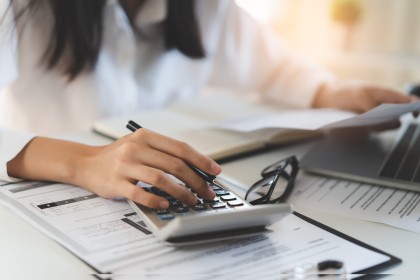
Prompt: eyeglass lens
<box><xmin>262</xmin><ymin>156</ymin><xmax>297</xmax><ymax>175</ymax></box>
<box><xmin>245</xmin><ymin>156</ymin><xmax>298</xmax><ymax>205</ymax></box>
<box><xmin>245</xmin><ymin>173</ymin><xmax>289</xmax><ymax>203</ymax></box>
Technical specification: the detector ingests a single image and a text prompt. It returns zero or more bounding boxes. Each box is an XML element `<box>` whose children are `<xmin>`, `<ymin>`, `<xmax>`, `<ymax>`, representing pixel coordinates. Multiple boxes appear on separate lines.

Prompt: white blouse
<box><xmin>0</xmin><ymin>0</ymin><xmax>334</xmax><ymax>182</ymax></box>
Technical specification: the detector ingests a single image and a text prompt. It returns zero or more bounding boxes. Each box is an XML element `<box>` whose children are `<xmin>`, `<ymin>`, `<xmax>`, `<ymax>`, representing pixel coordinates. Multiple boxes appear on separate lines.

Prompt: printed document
<box><xmin>0</xmin><ymin>181</ymin><xmax>395</xmax><ymax>277</ymax></box>
<box><xmin>289</xmin><ymin>173</ymin><xmax>420</xmax><ymax>233</ymax></box>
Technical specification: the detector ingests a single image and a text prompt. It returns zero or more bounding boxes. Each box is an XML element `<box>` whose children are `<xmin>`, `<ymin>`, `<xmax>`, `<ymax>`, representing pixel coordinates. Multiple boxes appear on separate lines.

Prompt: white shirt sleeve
<box><xmin>0</xmin><ymin>1</ymin><xmax>18</xmax><ymax>89</ymax></box>
<box><xmin>208</xmin><ymin>1</ymin><xmax>336</xmax><ymax>108</ymax></box>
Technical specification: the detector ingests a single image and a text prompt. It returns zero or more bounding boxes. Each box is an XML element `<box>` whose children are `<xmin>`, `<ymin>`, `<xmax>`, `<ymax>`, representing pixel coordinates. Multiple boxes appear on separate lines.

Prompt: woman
<box><xmin>0</xmin><ymin>0</ymin><xmax>413</xmax><ymax>209</ymax></box>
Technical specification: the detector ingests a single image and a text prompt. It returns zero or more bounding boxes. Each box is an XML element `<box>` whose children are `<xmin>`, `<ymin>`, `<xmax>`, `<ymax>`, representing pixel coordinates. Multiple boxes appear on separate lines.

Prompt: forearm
<box><xmin>7</xmin><ymin>137</ymin><xmax>99</xmax><ymax>185</ymax></box>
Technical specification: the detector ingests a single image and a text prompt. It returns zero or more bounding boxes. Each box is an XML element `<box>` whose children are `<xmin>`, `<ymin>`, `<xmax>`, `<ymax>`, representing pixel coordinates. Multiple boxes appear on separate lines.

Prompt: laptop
<box><xmin>300</xmin><ymin>119</ymin><xmax>420</xmax><ymax>192</ymax></box>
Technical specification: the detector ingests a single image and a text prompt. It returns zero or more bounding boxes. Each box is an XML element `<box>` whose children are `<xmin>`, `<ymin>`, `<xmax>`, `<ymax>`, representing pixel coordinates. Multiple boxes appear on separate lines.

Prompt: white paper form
<box><xmin>323</xmin><ymin>102</ymin><xmax>420</xmax><ymax>129</ymax></box>
<box><xmin>112</xmin><ymin>213</ymin><xmax>390</xmax><ymax>278</ymax></box>
<box><xmin>289</xmin><ymin>173</ymin><xmax>420</xmax><ymax>233</ymax></box>
<box><xmin>217</xmin><ymin>102</ymin><xmax>420</xmax><ymax>133</ymax></box>
<box><xmin>0</xmin><ymin>181</ymin><xmax>169</xmax><ymax>273</ymax></box>
<box><xmin>0</xmin><ymin>181</ymin><xmax>395</xmax><ymax>278</ymax></box>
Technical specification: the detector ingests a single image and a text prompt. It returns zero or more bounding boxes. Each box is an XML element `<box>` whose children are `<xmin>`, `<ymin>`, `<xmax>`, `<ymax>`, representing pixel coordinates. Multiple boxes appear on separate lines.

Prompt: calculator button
<box><xmin>210</xmin><ymin>202</ymin><xmax>226</xmax><ymax>209</ymax></box>
<box><xmin>215</xmin><ymin>190</ymin><xmax>230</xmax><ymax>196</ymax></box>
<box><xmin>227</xmin><ymin>201</ymin><xmax>244</xmax><ymax>207</ymax></box>
<box><xmin>220</xmin><ymin>196</ymin><xmax>237</xmax><ymax>202</ymax></box>
<box><xmin>192</xmin><ymin>204</ymin><xmax>208</xmax><ymax>211</ymax></box>
<box><xmin>211</xmin><ymin>185</ymin><xmax>223</xmax><ymax>191</ymax></box>
<box><xmin>173</xmin><ymin>207</ymin><xmax>190</xmax><ymax>213</ymax></box>
<box><xmin>159</xmin><ymin>214</ymin><xmax>175</xmax><ymax>220</ymax></box>
<box><xmin>155</xmin><ymin>209</ymin><xmax>170</xmax><ymax>215</ymax></box>
<box><xmin>203</xmin><ymin>198</ymin><xmax>219</xmax><ymax>204</ymax></box>
<box><xmin>169</xmin><ymin>201</ymin><xmax>182</xmax><ymax>208</ymax></box>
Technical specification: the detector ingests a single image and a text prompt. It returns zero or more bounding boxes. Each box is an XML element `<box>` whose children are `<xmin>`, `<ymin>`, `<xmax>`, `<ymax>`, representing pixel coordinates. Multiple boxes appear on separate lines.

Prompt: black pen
<box><xmin>126</xmin><ymin>120</ymin><xmax>227</xmax><ymax>189</ymax></box>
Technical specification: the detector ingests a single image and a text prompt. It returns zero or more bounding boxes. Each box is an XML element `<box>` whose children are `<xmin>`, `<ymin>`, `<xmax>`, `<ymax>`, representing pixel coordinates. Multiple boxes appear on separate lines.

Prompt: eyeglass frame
<box><xmin>244</xmin><ymin>156</ymin><xmax>299</xmax><ymax>205</ymax></box>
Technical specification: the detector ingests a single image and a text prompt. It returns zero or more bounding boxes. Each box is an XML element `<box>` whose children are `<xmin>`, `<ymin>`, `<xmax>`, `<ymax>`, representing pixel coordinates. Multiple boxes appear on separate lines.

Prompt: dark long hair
<box><xmin>11</xmin><ymin>0</ymin><xmax>205</xmax><ymax>80</ymax></box>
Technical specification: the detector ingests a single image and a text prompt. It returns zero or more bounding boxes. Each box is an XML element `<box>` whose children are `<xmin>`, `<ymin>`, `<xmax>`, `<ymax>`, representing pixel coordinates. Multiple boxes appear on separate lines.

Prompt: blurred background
<box><xmin>236</xmin><ymin>0</ymin><xmax>420</xmax><ymax>90</ymax></box>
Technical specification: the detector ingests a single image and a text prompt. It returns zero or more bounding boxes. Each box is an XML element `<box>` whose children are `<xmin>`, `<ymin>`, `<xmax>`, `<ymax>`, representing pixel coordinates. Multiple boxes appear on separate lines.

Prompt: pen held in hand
<box><xmin>125</xmin><ymin>120</ymin><xmax>227</xmax><ymax>189</ymax></box>
<box><xmin>126</xmin><ymin>120</ymin><xmax>141</xmax><ymax>132</ymax></box>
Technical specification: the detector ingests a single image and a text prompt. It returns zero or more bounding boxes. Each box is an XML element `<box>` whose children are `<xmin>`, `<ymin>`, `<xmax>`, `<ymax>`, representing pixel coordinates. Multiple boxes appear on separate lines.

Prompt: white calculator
<box><xmin>128</xmin><ymin>181</ymin><xmax>292</xmax><ymax>246</ymax></box>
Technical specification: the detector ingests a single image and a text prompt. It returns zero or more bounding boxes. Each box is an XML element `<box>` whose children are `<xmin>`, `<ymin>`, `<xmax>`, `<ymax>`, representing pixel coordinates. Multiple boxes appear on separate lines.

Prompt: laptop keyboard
<box><xmin>379</xmin><ymin>123</ymin><xmax>420</xmax><ymax>182</ymax></box>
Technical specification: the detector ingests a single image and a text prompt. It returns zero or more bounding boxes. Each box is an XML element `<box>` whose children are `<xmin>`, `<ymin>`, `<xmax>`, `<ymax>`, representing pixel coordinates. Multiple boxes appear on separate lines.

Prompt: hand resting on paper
<box><xmin>7</xmin><ymin>129</ymin><xmax>219</xmax><ymax>209</ymax></box>
<box><xmin>312</xmin><ymin>80</ymin><xmax>417</xmax><ymax>113</ymax></box>
<box><xmin>312</xmin><ymin>79</ymin><xmax>420</xmax><ymax>138</ymax></box>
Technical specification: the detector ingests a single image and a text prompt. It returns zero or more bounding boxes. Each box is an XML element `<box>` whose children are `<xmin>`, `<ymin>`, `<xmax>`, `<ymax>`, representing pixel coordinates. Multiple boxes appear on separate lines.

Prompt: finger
<box><xmin>135</xmin><ymin>148</ymin><xmax>215</xmax><ymax>199</ymax></box>
<box><xmin>121</xmin><ymin>182</ymin><xmax>169</xmax><ymax>209</ymax></box>
<box><xmin>409</xmin><ymin>96</ymin><xmax>420</xmax><ymax>102</ymax></box>
<box><xmin>124</xmin><ymin>164</ymin><xmax>197</xmax><ymax>206</ymax></box>
<box><xmin>356</xmin><ymin>88</ymin><xmax>401</xmax><ymax>112</ymax></box>
<box><xmin>370</xmin><ymin>88</ymin><xmax>412</xmax><ymax>104</ymax></box>
<box><xmin>135</xmin><ymin>129</ymin><xmax>221</xmax><ymax>175</ymax></box>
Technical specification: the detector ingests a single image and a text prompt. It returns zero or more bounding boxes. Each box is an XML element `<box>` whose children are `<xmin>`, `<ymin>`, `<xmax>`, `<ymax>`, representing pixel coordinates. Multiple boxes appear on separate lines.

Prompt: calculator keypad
<box><xmin>144</xmin><ymin>183</ymin><xmax>249</xmax><ymax>222</ymax></box>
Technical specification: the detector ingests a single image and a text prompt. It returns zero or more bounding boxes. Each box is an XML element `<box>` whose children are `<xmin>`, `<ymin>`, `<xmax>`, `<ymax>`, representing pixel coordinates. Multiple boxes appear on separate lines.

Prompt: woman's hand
<box><xmin>7</xmin><ymin>130</ymin><xmax>220</xmax><ymax>209</ymax></box>
<box><xmin>78</xmin><ymin>129</ymin><xmax>220</xmax><ymax>209</ymax></box>
<box><xmin>312</xmin><ymin>80</ymin><xmax>416</xmax><ymax>113</ymax></box>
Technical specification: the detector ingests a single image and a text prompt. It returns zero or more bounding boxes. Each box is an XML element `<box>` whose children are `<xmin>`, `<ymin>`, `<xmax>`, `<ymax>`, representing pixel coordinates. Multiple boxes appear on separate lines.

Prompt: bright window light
<box><xmin>235</xmin><ymin>0</ymin><xmax>277</xmax><ymax>23</ymax></box>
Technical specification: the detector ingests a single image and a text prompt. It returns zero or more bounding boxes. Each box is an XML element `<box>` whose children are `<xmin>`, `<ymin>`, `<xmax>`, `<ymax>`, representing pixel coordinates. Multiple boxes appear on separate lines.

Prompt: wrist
<box><xmin>66</xmin><ymin>144</ymin><xmax>103</xmax><ymax>187</ymax></box>
<box><xmin>312</xmin><ymin>79</ymin><xmax>356</xmax><ymax>111</ymax></box>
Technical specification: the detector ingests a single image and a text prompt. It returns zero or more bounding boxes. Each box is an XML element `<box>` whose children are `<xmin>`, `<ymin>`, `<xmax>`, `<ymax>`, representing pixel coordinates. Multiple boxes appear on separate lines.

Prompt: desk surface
<box><xmin>1</xmin><ymin>135</ymin><xmax>419</xmax><ymax>279</ymax></box>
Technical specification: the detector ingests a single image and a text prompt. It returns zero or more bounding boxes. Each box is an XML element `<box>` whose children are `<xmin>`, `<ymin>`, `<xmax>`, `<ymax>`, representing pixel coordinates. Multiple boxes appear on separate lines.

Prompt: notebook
<box><xmin>92</xmin><ymin>94</ymin><xmax>353</xmax><ymax>160</ymax></box>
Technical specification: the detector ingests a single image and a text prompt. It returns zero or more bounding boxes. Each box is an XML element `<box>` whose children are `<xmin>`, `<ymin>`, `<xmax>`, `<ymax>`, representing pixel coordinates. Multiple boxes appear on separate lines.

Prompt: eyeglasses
<box><xmin>244</xmin><ymin>156</ymin><xmax>299</xmax><ymax>205</ymax></box>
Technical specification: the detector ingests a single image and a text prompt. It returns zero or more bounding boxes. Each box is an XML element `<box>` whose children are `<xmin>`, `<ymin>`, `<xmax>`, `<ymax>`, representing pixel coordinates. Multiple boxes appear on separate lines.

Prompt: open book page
<box><xmin>92</xmin><ymin>94</ymin><xmax>331</xmax><ymax>160</ymax></box>
<box><xmin>216</xmin><ymin>109</ymin><xmax>356</xmax><ymax>132</ymax></box>
<box><xmin>92</xmin><ymin>109</ymin><xmax>264</xmax><ymax>160</ymax></box>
